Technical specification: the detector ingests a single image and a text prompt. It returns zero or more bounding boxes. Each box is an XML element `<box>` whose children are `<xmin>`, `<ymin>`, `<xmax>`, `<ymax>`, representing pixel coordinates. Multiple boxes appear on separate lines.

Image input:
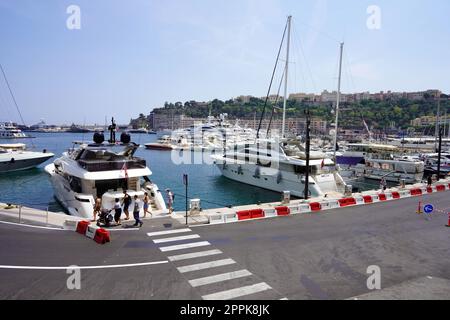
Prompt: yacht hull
<box><xmin>0</xmin><ymin>154</ymin><xmax>53</xmax><ymax>173</ymax></box>
<box><xmin>215</xmin><ymin>162</ymin><xmax>331</xmax><ymax>198</ymax></box>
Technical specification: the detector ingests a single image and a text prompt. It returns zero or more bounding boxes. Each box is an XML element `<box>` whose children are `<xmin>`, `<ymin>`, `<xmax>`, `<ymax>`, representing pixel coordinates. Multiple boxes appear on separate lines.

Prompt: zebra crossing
<box><xmin>147</xmin><ymin>228</ymin><xmax>284</xmax><ymax>300</ymax></box>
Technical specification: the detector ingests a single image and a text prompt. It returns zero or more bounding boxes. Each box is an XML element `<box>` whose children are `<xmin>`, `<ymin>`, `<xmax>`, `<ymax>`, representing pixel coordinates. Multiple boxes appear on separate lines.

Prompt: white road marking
<box><xmin>147</xmin><ymin>228</ymin><xmax>191</xmax><ymax>237</ymax></box>
<box><xmin>153</xmin><ymin>234</ymin><xmax>200</xmax><ymax>243</ymax></box>
<box><xmin>177</xmin><ymin>258</ymin><xmax>235</xmax><ymax>273</ymax></box>
<box><xmin>0</xmin><ymin>261</ymin><xmax>169</xmax><ymax>270</ymax></box>
<box><xmin>189</xmin><ymin>269</ymin><xmax>252</xmax><ymax>287</ymax></box>
<box><xmin>159</xmin><ymin>241</ymin><xmax>210</xmax><ymax>252</ymax></box>
<box><xmin>0</xmin><ymin>220</ymin><xmax>66</xmax><ymax>231</ymax></box>
<box><xmin>202</xmin><ymin>282</ymin><xmax>272</xmax><ymax>300</ymax></box>
<box><xmin>168</xmin><ymin>249</ymin><xmax>222</xmax><ymax>262</ymax></box>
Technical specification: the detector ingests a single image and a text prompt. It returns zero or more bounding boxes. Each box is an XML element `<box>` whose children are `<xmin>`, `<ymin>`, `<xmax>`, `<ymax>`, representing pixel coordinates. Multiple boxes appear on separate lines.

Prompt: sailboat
<box><xmin>212</xmin><ymin>16</ymin><xmax>346</xmax><ymax>198</ymax></box>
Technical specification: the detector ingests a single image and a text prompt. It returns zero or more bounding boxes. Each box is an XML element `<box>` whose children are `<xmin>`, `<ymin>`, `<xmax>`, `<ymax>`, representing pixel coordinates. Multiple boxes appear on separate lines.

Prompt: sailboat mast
<box><xmin>332</xmin><ymin>42</ymin><xmax>344</xmax><ymax>165</ymax></box>
<box><xmin>281</xmin><ymin>15</ymin><xmax>292</xmax><ymax>138</ymax></box>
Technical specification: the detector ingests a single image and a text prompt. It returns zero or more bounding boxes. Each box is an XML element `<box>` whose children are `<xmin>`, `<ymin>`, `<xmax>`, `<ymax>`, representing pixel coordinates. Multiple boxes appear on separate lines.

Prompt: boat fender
<box><xmin>277</xmin><ymin>171</ymin><xmax>282</xmax><ymax>184</ymax></box>
<box><xmin>253</xmin><ymin>166</ymin><xmax>261</xmax><ymax>179</ymax></box>
<box><xmin>120</xmin><ymin>132</ymin><xmax>131</xmax><ymax>144</ymax></box>
<box><xmin>93</xmin><ymin>132</ymin><xmax>105</xmax><ymax>144</ymax></box>
<box><xmin>238</xmin><ymin>165</ymin><xmax>243</xmax><ymax>175</ymax></box>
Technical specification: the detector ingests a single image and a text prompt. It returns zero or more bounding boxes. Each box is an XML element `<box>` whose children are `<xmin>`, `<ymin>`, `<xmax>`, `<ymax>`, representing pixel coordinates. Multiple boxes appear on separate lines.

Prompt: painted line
<box><xmin>189</xmin><ymin>269</ymin><xmax>252</xmax><ymax>287</ymax></box>
<box><xmin>0</xmin><ymin>260</ymin><xmax>169</xmax><ymax>270</ymax></box>
<box><xmin>147</xmin><ymin>228</ymin><xmax>192</xmax><ymax>237</ymax></box>
<box><xmin>153</xmin><ymin>234</ymin><xmax>200</xmax><ymax>244</ymax></box>
<box><xmin>202</xmin><ymin>282</ymin><xmax>272</xmax><ymax>300</ymax></box>
<box><xmin>177</xmin><ymin>258</ymin><xmax>235</xmax><ymax>273</ymax></box>
<box><xmin>159</xmin><ymin>241</ymin><xmax>211</xmax><ymax>252</ymax></box>
<box><xmin>168</xmin><ymin>249</ymin><xmax>222</xmax><ymax>262</ymax></box>
<box><xmin>0</xmin><ymin>220</ymin><xmax>66</xmax><ymax>231</ymax></box>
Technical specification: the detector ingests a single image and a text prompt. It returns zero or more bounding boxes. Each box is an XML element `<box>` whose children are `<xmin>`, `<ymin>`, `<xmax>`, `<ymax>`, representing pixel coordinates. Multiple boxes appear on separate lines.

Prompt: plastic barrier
<box><xmin>436</xmin><ymin>185</ymin><xmax>446</xmax><ymax>192</ymax></box>
<box><xmin>236</xmin><ymin>210</ymin><xmax>251</xmax><ymax>221</ymax></box>
<box><xmin>427</xmin><ymin>187</ymin><xmax>433</xmax><ymax>193</ymax></box>
<box><xmin>224</xmin><ymin>212</ymin><xmax>238</xmax><ymax>223</ymax></box>
<box><xmin>391</xmin><ymin>192</ymin><xmax>400</xmax><ymax>199</ymax></box>
<box><xmin>309</xmin><ymin>202</ymin><xmax>322</xmax><ymax>212</ymax></box>
<box><xmin>399</xmin><ymin>190</ymin><xmax>411</xmax><ymax>198</ymax></box>
<box><xmin>250</xmin><ymin>209</ymin><xmax>265</xmax><ymax>219</ymax></box>
<box><xmin>263</xmin><ymin>208</ymin><xmax>277</xmax><ymax>218</ymax></box>
<box><xmin>275</xmin><ymin>206</ymin><xmax>290</xmax><ymax>216</ymax></box>
<box><xmin>363</xmin><ymin>195</ymin><xmax>373</xmax><ymax>204</ymax></box>
<box><xmin>76</xmin><ymin>220</ymin><xmax>90</xmax><ymax>235</ymax></box>
<box><xmin>320</xmin><ymin>200</ymin><xmax>340</xmax><ymax>210</ymax></box>
<box><xmin>209</xmin><ymin>213</ymin><xmax>225</xmax><ymax>224</ymax></box>
<box><xmin>85</xmin><ymin>225</ymin><xmax>98</xmax><ymax>239</ymax></box>
<box><xmin>338</xmin><ymin>198</ymin><xmax>357</xmax><ymax>207</ymax></box>
<box><xmin>410</xmin><ymin>188</ymin><xmax>422</xmax><ymax>196</ymax></box>
<box><xmin>354</xmin><ymin>196</ymin><xmax>365</xmax><ymax>205</ymax></box>
<box><xmin>298</xmin><ymin>204</ymin><xmax>311</xmax><ymax>213</ymax></box>
<box><xmin>384</xmin><ymin>193</ymin><xmax>393</xmax><ymax>200</ymax></box>
<box><xmin>94</xmin><ymin>228</ymin><xmax>111</xmax><ymax>244</ymax></box>
<box><xmin>378</xmin><ymin>194</ymin><xmax>387</xmax><ymax>201</ymax></box>
<box><xmin>288</xmin><ymin>205</ymin><xmax>300</xmax><ymax>215</ymax></box>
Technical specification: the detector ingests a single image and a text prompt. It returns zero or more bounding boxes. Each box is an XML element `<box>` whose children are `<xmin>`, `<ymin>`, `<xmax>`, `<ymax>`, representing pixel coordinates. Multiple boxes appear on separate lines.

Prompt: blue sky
<box><xmin>0</xmin><ymin>0</ymin><xmax>449</xmax><ymax>125</ymax></box>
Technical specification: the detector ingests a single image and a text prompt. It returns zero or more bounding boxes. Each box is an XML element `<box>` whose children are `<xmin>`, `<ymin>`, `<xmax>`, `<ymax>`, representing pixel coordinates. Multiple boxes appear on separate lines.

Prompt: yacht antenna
<box><xmin>332</xmin><ymin>42</ymin><xmax>344</xmax><ymax>167</ymax></box>
<box><xmin>281</xmin><ymin>15</ymin><xmax>292</xmax><ymax>138</ymax></box>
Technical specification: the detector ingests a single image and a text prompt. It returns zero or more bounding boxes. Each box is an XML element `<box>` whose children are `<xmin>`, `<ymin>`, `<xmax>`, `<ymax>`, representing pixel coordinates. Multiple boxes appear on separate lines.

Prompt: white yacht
<box><xmin>212</xmin><ymin>139</ymin><xmax>346</xmax><ymax>198</ymax></box>
<box><xmin>0</xmin><ymin>143</ymin><xmax>54</xmax><ymax>173</ymax></box>
<box><xmin>45</xmin><ymin>134</ymin><xmax>167</xmax><ymax>218</ymax></box>
<box><xmin>0</xmin><ymin>122</ymin><xmax>30</xmax><ymax>139</ymax></box>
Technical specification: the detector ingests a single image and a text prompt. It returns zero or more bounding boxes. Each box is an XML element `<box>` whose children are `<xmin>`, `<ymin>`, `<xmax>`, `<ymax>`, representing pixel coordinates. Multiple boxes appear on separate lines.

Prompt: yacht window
<box><xmin>68</xmin><ymin>176</ymin><xmax>82</xmax><ymax>193</ymax></box>
<box><xmin>95</xmin><ymin>179</ymin><xmax>128</xmax><ymax>197</ymax></box>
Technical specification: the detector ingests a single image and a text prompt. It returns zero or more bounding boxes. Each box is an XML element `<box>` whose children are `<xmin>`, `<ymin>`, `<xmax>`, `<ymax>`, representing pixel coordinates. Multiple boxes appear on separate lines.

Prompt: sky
<box><xmin>0</xmin><ymin>0</ymin><xmax>449</xmax><ymax>125</ymax></box>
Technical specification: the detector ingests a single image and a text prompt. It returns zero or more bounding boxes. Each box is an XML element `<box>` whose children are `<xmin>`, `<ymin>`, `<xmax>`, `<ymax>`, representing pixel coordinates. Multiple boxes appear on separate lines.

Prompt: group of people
<box><xmin>92</xmin><ymin>190</ymin><xmax>152</xmax><ymax>228</ymax></box>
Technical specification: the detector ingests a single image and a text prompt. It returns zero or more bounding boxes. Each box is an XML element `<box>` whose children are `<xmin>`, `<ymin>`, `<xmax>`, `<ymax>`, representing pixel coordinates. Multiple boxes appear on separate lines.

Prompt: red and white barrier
<box><xmin>205</xmin><ymin>179</ymin><xmax>450</xmax><ymax>226</ymax></box>
<box><xmin>75</xmin><ymin>220</ymin><xmax>110</xmax><ymax>244</ymax></box>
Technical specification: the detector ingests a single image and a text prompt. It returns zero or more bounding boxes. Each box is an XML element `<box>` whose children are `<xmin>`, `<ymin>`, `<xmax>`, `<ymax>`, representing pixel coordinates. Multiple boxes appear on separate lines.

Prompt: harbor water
<box><xmin>0</xmin><ymin>132</ymin><xmax>387</xmax><ymax>213</ymax></box>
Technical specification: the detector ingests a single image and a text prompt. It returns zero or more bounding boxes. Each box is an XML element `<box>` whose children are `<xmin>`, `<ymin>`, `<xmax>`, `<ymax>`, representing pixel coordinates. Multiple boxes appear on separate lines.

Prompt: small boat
<box><xmin>128</xmin><ymin>128</ymin><xmax>148</xmax><ymax>134</ymax></box>
<box><xmin>0</xmin><ymin>143</ymin><xmax>54</xmax><ymax>173</ymax></box>
<box><xmin>144</xmin><ymin>135</ymin><xmax>176</xmax><ymax>150</ymax></box>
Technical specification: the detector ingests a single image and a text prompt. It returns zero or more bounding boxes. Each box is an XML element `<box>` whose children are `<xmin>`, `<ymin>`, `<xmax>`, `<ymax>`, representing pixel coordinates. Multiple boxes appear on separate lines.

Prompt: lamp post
<box><xmin>304</xmin><ymin>107</ymin><xmax>311</xmax><ymax>200</ymax></box>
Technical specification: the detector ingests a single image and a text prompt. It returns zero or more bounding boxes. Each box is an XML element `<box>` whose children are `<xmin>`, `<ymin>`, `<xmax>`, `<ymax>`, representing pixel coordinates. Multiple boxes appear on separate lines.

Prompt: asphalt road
<box><xmin>0</xmin><ymin>192</ymin><xmax>449</xmax><ymax>300</ymax></box>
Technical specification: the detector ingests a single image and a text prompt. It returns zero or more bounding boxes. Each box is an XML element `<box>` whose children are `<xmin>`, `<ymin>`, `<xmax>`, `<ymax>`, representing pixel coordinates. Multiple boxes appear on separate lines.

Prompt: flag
<box><xmin>121</xmin><ymin>162</ymin><xmax>128</xmax><ymax>179</ymax></box>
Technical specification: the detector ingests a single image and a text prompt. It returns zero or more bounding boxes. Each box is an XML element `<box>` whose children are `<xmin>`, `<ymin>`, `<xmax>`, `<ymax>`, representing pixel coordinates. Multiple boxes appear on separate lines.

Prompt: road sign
<box><xmin>424</xmin><ymin>204</ymin><xmax>434</xmax><ymax>214</ymax></box>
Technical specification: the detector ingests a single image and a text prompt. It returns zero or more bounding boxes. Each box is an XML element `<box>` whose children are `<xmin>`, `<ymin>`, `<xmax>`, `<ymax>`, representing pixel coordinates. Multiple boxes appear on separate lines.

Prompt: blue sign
<box><xmin>424</xmin><ymin>204</ymin><xmax>434</xmax><ymax>214</ymax></box>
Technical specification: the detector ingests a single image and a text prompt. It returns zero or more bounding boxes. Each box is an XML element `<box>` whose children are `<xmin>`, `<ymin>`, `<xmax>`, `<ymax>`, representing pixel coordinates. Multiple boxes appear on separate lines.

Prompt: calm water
<box><xmin>0</xmin><ymin>132</ymin><xmax>383</xmax><ymax>213</ymax></box>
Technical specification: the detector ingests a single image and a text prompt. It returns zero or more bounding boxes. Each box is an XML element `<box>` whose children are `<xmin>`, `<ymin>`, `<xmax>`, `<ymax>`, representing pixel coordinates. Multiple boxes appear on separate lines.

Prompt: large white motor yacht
<box><xmin>212</xmin><ymin>138</ymin><xmax>346</xmax><ymax>198</ymax></box>
<box><xmin>0</xmin><ymin>143</ymin><xmax>54</xmax><ymax>173</ymax></box>
<box><xmin>45</xmin><ymin>133</ymin><xmax>167</xmax><ymax>218</ymax></box>
<box><xmin>0</xmin><ymin>122</ymin><xmax>30</xmax><ymax>139</ymax></box>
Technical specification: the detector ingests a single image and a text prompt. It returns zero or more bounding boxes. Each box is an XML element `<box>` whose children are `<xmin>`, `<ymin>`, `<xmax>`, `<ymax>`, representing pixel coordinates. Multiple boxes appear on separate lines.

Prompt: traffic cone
<box><xmin>416</xmin><ymin>201</ymin><xmax>422</xmax><ymax>215</ymax></box>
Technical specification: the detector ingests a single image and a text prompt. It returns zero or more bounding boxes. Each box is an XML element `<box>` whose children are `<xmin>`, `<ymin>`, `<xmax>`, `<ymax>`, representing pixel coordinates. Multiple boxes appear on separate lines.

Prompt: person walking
<box><xmin>166</xmin><ymin>189</ymin><xmax>174</xmax><ymax>214</ymax></box>
<box><xmin>132</xmin><ymin>195</ymin><xmax>143</xmax><ymax>227</ymax></box>
<box><xmin>92</xmin><ymin>197</ymin><xmax>102</xmax><ymax>222</ymax></box>
<box><xmin>122</xmin><ymin>190</ymin><xmax>131</xmax><ymax>220</ymax></box>
<box><xmin>380</xmin><ymin>177</ymin><xmax>387</xmax><ymax>192</ymax></box>
<box><xmin>143</xmin><ymin>192</ymin><xmax>151</xmax><ymax>218</ymax></box>
<box><xmin>113</xmin><ymin>198</ymin><xmax>122</xmax><ymax>225</ymax></box>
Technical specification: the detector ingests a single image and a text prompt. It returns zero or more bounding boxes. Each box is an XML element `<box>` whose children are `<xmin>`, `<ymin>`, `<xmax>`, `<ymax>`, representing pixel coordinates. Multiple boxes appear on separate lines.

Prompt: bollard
<box><xmin>282</xmin><ymin>191</ymin><xmax>290</xmax><ymax>204</ymax></box>
<box><xmin>344</xmin><ymin>185</ymin><xmax>353</xmax><ymax>197</ymax></box>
